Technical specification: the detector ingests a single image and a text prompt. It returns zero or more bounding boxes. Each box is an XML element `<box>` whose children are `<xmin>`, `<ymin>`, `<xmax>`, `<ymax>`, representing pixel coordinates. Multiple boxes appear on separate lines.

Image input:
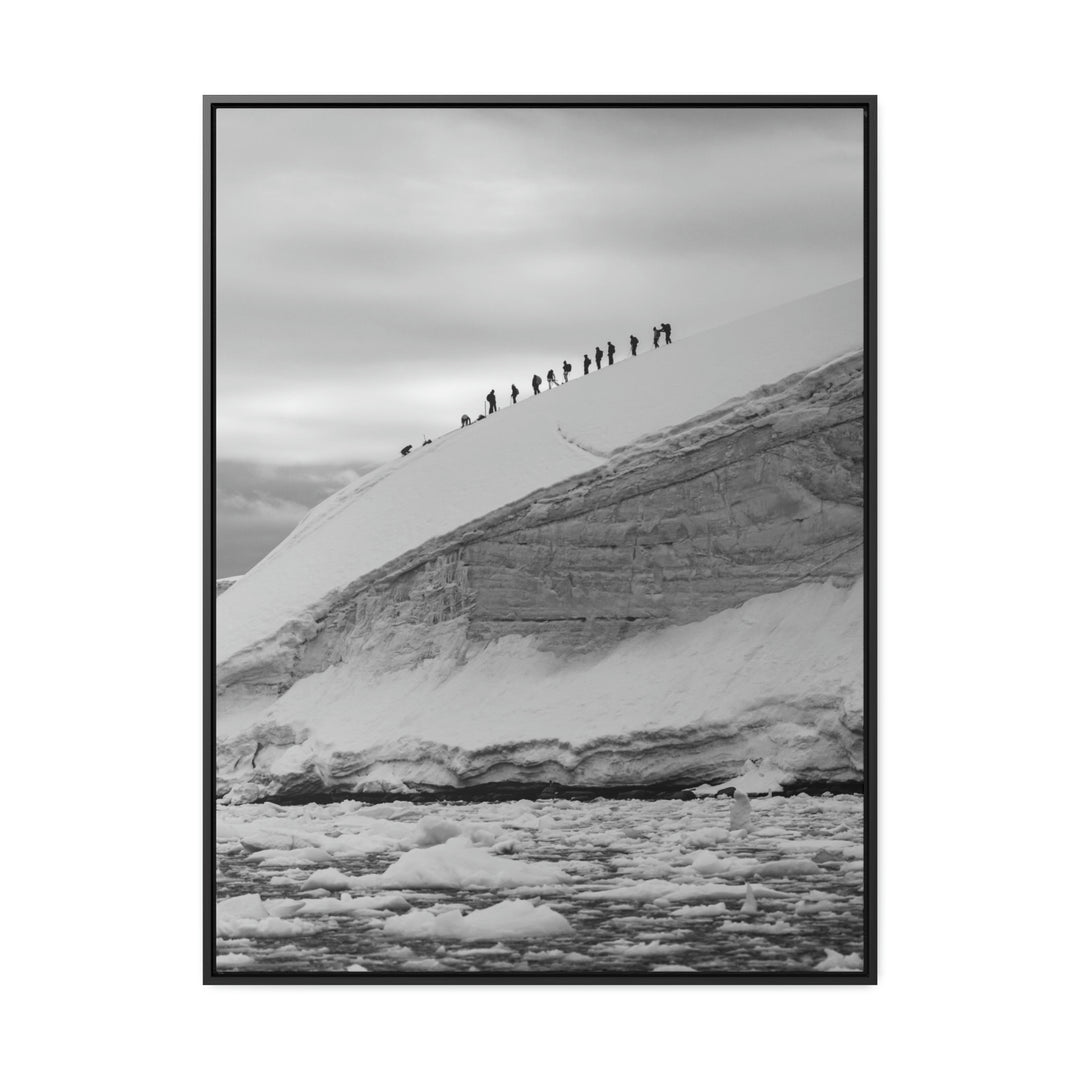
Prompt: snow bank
<box><xmin>223</xmin><ymin>576</ymin><xmax>863</xmax><ymax>783</ymax></box>
<box><xmin>383</xmin><ymin>899</ymin><xmax>572</xmax><ymax>940</ymax></box>
<box><xmin>218</xmin><ymin>280</ymin><xmax>862</xmax><ymax>664</ymax></box>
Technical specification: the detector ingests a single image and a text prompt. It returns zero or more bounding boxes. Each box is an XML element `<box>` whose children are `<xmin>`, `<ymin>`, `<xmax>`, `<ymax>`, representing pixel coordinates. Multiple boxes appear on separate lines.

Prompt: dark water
<box><xmin>215</xmin><ymin>795</ymin><xmax>864</xmax><ymax>975</ymax></box>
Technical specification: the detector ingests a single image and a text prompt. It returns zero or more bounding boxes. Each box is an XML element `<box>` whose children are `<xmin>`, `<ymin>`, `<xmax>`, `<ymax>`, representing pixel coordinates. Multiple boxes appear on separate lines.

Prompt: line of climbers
<box><xmin>459</xmin><ymin>323</ymin><xmax>673</xmax><ymax>430</ymax></box>
<box><xmin>404</xmin><ymin>322</ymin><xmax>674</xmax><ymax>452</ymax></box>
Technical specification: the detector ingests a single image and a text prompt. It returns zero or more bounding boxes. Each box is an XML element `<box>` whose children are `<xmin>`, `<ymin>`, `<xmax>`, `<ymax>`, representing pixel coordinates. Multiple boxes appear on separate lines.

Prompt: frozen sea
<box><xmin>215</xmin><ymin>794</ymin><xmax>865</xmax><ymax>975</ymax></box>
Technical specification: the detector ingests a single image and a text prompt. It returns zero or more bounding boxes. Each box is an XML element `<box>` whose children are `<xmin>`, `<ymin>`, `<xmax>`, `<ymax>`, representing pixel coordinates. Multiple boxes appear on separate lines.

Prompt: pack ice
<box><xmin>217</xmin><ymin>281</ymin><xmax>865</xmax><ymax>801</ymax></box>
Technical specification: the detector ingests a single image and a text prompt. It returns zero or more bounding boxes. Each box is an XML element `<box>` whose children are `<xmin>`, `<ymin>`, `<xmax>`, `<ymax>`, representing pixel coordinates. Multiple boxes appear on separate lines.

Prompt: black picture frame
<box><xmin>205</xmin><ymin>94</ymin><xmax>876</xmax><ymax>986</ymax></box>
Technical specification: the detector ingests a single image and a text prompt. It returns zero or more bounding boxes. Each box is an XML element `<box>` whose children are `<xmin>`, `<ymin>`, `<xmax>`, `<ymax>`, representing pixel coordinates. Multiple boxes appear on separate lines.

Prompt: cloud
<box><xmin>215</xmin><ymin>460</ymin><xmax>374</xmax><ymax>575</ymax></box>
<box><xmin>214</xmin><ymin>105</ymin><xmax>864</xmax><ymax>479</ymax></box>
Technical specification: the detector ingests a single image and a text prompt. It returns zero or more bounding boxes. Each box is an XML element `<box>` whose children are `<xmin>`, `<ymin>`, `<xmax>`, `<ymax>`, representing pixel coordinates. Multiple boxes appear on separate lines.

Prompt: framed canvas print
<box><xmin>206</xmin><ymin>95</ymin><xmax>876</xmax><ymax>983</ymax></box>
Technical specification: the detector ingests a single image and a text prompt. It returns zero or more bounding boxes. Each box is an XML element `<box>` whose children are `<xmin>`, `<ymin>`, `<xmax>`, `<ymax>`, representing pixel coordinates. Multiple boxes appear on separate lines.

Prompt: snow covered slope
<box><xmin>216</xmin><ymin>281</ymin><xmax>865</xmax><ymax>801</ymax></box>
<box><xmin>217</xmin><ymin>280</ymin><xmax>862</xmax><ymax>666</ymax></box>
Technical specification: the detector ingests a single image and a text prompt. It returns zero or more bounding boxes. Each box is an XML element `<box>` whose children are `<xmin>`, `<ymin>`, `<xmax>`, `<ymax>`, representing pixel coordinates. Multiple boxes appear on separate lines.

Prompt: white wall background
<box><xmin>3</xmin><ymin>2</ymin><xmax>1074</xmax><ymax>1076</ymax></box>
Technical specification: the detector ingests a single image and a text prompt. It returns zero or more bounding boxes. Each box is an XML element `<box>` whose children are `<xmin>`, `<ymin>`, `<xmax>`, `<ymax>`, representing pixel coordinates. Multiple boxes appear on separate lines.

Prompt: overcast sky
<box><xmin>215</xmin><ymin>105</ymin><xmax>863</xmax><ymax>575</ymax></box>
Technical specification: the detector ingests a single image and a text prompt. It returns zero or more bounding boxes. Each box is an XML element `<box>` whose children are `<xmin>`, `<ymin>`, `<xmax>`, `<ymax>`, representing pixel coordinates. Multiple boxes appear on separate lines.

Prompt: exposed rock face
<box><xmin>216</xmin><ymin>353</ymin><xmax>864</xmax><ymax>799</ymax></box>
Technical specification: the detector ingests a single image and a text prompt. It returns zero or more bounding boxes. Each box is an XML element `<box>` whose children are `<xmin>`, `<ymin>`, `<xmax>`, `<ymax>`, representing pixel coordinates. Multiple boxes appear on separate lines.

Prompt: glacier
<box><xmin>216</xmin><ymin>280</ymin><xmax>865</xmax><ymax>802</ymax></box>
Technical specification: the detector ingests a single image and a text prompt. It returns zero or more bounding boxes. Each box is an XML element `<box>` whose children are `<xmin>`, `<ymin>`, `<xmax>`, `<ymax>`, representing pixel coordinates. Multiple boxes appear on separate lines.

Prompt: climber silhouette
<box><xmin>532</xmin><ymin>374</ymin><xmax>542</xmax><ymax>395</ymax></box>
<box><xmin>662</xmin><ymin>322</ymin><xmax>672</xmax><ymax>344</ymax></box>
<box><xmin>607</xmin><ymin>341</ymin><xmax>615</xmax><ymax>366</ymax></box>
<box><xmin>630</xmin><ymin>334</ymin><xmax>638</xmax><ymax>356</ymax></box>
<box><xmin>652</xmin><ymin>326</ymin><xmax>661</xmax><ymax>347</ymax></box>
<box><xmin>547</xmin><ymin>368</ymin><xmax>557</xmax><ymax>389</ymax></box>
<box><xmin>584</xmin><ymin>353</ymin><xmax>591</xmax><ymax>375</ymax></box>
<box><xmin>460</xmin><ymin>414</ymin><xmax>471</xmax><ymax>427</ymax></box>
<box><xmin>562</xmin><ymin>360</ymin><xmax>571</xmax><ymax>383</ymax></box>
<box><xmin>511</xmin><ymin>383</ymin><xmax>519</xmax><ymax>404</ymax></box>
<box><xmin>595</xmin><ymin>346</ymin><xmax>603</xmax><ymax>368</ymax></box>
<box><xmin>486</xmin><ymin>389</ymin><xmax>497</xmax><ymax>415</ymax></box>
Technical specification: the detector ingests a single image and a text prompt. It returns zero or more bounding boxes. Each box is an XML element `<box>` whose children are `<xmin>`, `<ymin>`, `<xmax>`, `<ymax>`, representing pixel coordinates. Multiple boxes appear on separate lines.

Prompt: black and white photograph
<box><xmin>15</xmin><ymin>0</ymin><xmax>1080</xmax><ymax>1067</ymax></box>
<box><xmin>208</xmin><ymin>96</ymin><xmax>874</xmax><ymax>982</ymax></box>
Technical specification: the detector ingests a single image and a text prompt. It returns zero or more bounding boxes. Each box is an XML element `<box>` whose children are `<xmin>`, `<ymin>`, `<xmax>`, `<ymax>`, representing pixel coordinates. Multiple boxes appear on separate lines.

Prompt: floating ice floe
<box><xmin>218</xmin><ymin>916</ymin><xmax>311</xmax><ymax>939</ymax></box>
<box><xmin>300</xmin><ymin>868</ymin><xmax>352</xmax><ymax>892</ymax></box>
<box><xmin>216</xmin><ymin>893</ymin><xmax>313</xmax><ymax>938</ymax></box>
<box><xmin>692</xmin><ymin>761</ymin><xmax>795</xmax><ymax>798</ymax></box>
<box><xmin>581</xmin><ymin>880</ymin><xmax>788</xmax><ymax>905</ymax></box>
<box><xmin>216</xmin><ymin>953</ymin><xmax>254</xmax><ymax>968</ymax></box>
<box><xmin>612</xmin><ymin>940</ymin><xmax>690</xmax><ymax>957</ymax></box>
<box><xmin>412</xmin><ymin>816</ymin><xmax>463</xmax><ymax>847</ymax></box>
<box><xmin>682</xmin><ymin>827</ymin><xmax>731</xmax><ymax>850</ymax></box>
<box><xmin>297</xmin><ymin>892</ymin><xmax>411</xmax><ymax>916</ymax></box>
<box><xmin>815</xmin><ymin>948</ymin><xmax>863</xmax><ymax>971</ymax></box>
<box><xmin>730</xmin><ymin>791</ymin><xmax>753</xmax><ymax>831</ymax></box>
<box><xmin>246</xmin><ymin>846</ymin><xmax>333</xmax><ymax>868</ymax></box>
<box><xmin>217</xmin><ymin>892</ymin><xmax>304</xmax><ymax>920</ymax></box>
<box><xmin>355</xmin><ymin>837</ymin><xmax>569</xmax><ymax>890</ymax></box>
<box><xmin>669</xmin><ymin>902</ymin><xmax>730</xmax><ymax>917</ymax></box>
<box><xmin>217</xmin><ymin>893</ymin><xmax>269</xmax><ymax>920</ymax></box>
<box><xmin>754</xmin><ymin>858</ymin><xmax>823</xmax><ymax>878</ymax></box>
<box><xmin>383</xmin><ymin>899</ymin><xmax>572</xmax><ymax>940</ymax></box>
<box><xmin>689</xmin><ymin>851</ymin><xmax>726</xmax><ymax>876</ymax></box>
<box><xmin>716</xmin><ymin>919</ymin><xmax>795</xmax><ymax>934</ymax></box>
<box><xmin>215</xmin><ymin>792</ymin><xmax>865</xmax><ymax>973</ymax></box>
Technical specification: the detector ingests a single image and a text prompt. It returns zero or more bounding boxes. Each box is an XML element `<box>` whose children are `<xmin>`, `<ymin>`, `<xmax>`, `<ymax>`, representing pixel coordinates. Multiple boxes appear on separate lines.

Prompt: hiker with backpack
<box><xmin>562</xmin><ymin>360</ymin><xmax>572</xmax><ymax>383</ymax></box>
<box><xmin>662</xmin><ymin>322</ymin><xmax>672</xmax><ymax>344</ymax></box>
<box><xmin>547</xmin><ymin>368</ymin><xmax>557</xmax><ymax>389</ymax></box>
<box><xmin>652</xmin><ymin>326</ymin><xmax>661</xmax><ymax>348</ymax></box>
<box><xmin>630</xmin><ymin>334</ymin><xmax>639</xmax><ymax>356</ymax></box>
<box><xmin>607</xmin><ymin>341</ymin><xmax>615</xmax><ymax>366</ymax></box>
<box><xmin>532</xmin><ymin>374</ymin><xmax>542</xmax><ymax>395</ymax></box>
<box><xmin>486</xmin><ymin>389</ymin><xmax>497</xmax><ymax>414</ymax></box>
<box><xmin>511</xmin><ymin>383</ymin><xmax>519</xmax><ymax>404</ymax></box>
<box><xmin>584</xmin><ymin>353</ymin><xmax>591</xmax><ymax>375</ymax></box>
<box><xmin>595</xmin><ymin>346</ymin><xmax>603</xmax><ymax>369</ymax></box>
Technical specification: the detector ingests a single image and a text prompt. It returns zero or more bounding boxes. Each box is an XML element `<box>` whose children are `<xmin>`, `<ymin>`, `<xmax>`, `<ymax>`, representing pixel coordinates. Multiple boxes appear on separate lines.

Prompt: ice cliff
<box><xmin>216</xmin><ymin>281</ymin><xmax>865</xmax><ymax>801</ymax></box>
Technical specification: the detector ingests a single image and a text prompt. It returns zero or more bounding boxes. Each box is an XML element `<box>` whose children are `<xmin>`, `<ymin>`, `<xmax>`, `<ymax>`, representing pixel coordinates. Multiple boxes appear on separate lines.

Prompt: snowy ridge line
<box><xmin>248</xmin><ymin>466</ymin><xmax>396</xmax><ymax>576</ymax></box>
<box><xmin>216</xmin><ymin>352</ymin><xmax>863</xmax><ymax>688</ymax></box>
